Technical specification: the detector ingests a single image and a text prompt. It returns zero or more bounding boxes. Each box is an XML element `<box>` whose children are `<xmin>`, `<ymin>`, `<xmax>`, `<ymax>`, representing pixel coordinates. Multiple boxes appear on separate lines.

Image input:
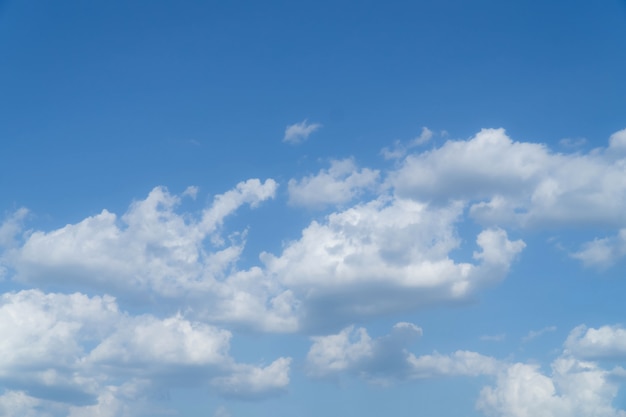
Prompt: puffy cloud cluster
<box><xmin>3</xmin><ymin>126</ymin><xmax>626</xmax><ymax>415</ymax></box>
<box><xmin>478</xmin><ymin>324</ymin><xmax>626</xmax><ymax>417</ymax></box>
<box><xmin>0</xmin><ymin>289</ymin><xmax>291</xmax><ymax>415</ymax></box>
<box><xmin>564</xmin><ymin>324</ymin><xmax>626</xmax><ymax>359</ymax></box>
<box><xmin>390</xmin><ymin>128</ymin><xmax>626</xmax><ymax>230</ymax></box>
<box><xmin>287</xmin><ymin>158</ymin><xmax>379</xmax><ymax>208</ymax></box>
<box><xmin>478</xmin><ymin>355</ymin><xmax>626</xmax><ymax>417</ymax></box>
<box><xmin>306</xmin><ymin>323</ymin><xmax>626</xmax><ymax>417</ymax></box>
<box><xmin>2</xmin><ymin>179</ymin><xmax>300</xmax><ymax>332</ymax></box>
<box><xmin>9</xmin><ymin>179</ymin><xmax>277</xmax><ymax>297</ymax></box>
<box><xmin>264</xmin><ymin>197</ymin><xmax>524</xmax><ymax>330</ymax></box>
<box><xmin>388</xmin><ymin>127</ymin><xmax>626</xmax><ymax>267</ymax></box>
<box><xmin>1</xmin><ymin>174</ymin><xmax>526</xmax><ymax>333</ymax></box>
<box><xmin>306</xmin><ymin>323</ymin><xmax>499</xmax><ymax>382</ymax></box>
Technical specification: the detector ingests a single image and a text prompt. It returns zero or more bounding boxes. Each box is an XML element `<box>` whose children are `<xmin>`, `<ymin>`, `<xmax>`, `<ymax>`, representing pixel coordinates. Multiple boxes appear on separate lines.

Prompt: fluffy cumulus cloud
<box><xmin>1</xmin><ymin>179</ymin><xmax>295</xmax><ymax>333</ymax></box>
<box><xmin>4</xmin><ymin>127</ymin><xmax>626</xmax><ymax>414</ymax></box>
<box><xmin>283</xmin><ymin>119</ymin><xmax>322</xmax><ymax>144</ymax></box>
<box><xmin>477</xmin><ymin>357</ymin><xmax>626</xmax><ymax>417</ymax></box>
<box><xmin>387</xmin><ymin>127</ymin><xmax>626</xmax><ymax>269</ymax></box>
<box><xmin>0</xmin><ymin>173</ymin><xmax>526</xmax><ymax>333</ymax></box>
<box><xmin>564</xmin><ymin>324</ymin><xmax>626</xmax><ymax>359</ymax></box>
<box><xmin>306</xmin><ymin>323</ymin><xmax>626</xmax><ymax>417</ymax></box>
<box><xmin>0</xmin><ymin>289</ymin><xmax>291</xmax><ymax>415</ymax></box>
<box><xmin>7</xmin><ymin>179</ymin><xmax>277</xmax><ymax>296</ymax></box>
<box><xmin>306</xmin><ymin>323</ymin><xmax>499</xmax><ymax>382</ymax></box>
<box><xmin>477</xmin><ymin>324</ymin><xmax>626</xmax><ymax>417</ymax></box>
<box><xmin>287</xmin><ymin>158</ymin><xmax>380</xmax><ymax>208</ymax></box>
<box><xmin>389</xmin><ymin>128</ymin><xmax>626</xmax><ymax>229</ymax></box>
<box><xmin>263</xmin><ymin>196</ymin><xmax>524</xmax><ymax>330</ymax></box>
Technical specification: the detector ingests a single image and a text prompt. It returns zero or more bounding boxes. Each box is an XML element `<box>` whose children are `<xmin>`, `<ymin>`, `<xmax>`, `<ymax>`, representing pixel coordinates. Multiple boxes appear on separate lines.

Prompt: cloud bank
<box><xmin>2</xmin><ymin>126</ymin><xmax>626</xmax><ymax>415</ymax></box>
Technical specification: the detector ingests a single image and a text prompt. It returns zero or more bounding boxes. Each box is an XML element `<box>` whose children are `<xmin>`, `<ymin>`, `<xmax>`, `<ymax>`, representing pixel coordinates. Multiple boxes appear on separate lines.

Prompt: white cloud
<box><xmin>522</xmin><ymin>325</ymin><xmax>557</xmax><ymax>343</ymax></box>
<box><xmin>5</xmin><ymin>179</ymin><xmax>277</xmax><ymax>299</ymax></box>
<box><xmin>381</xmin><ymin>127</ymin><xmax>434</xmax><ymax>160</ymax></box>
<box><xmin>564</xmin><ymin>325</ymin><xmax>626</xmax><ymax>359</ymax></box>
<box><xmin>283</xmin><ymin>120</ymin><xmax>322</xmax><ymax>144</ymax></box>
<box><xmin>87</xmin><ymin>314</ymin><xmax>232</xmax><ymax>368</ymax></box>
<box><xmin>1</xmin><ymin>134</ymin><xmax>537</xmax><ymax>334</ymax></box>
<box><xmin>478</xmin><ymin>323</ymin><xmax>626</xmax><ymax>417</ymax></box>
<box><xmin>571</xmin><ymin>229</ymin><xmax>626</xmax><ymax>268</ymax></box>
<box><xmin>210</xmin><ymin>357</ymin><xmax>292</xmax><ymax>400</ymax></box>
<box><xmin>0</xmin><ymin>207</ymin><xmax>28</xmax><ymax>248</ymax></box>
<box><xmin>477</xmin><ymin>358</ymin><xmax>626</xmax><ymax>417</ymax></box>
<box><xmin>609</xmin><ymin>128</ymin><xmax>626</xmax><ymax>152</ymax></box>
<box><xmin>306</xmin><ymin>325</ymin><xmax>376</xmax><ymax>377</ymax></box>
<box><xmin>407</xmin><ymin>350</ymin><xmax>500</xmax><ymax>378</ymax></box>
<box><xmin>287</xmin><ymin>158</ymin><xmax>380</xmax><ymax>208</ymax></box>
<box><xmin>389</xmin><ymin>127</ymin><xmax>626</xmax><ymax>229</ymax></box>
<box><xmin>481</xmin><ymin>334</ymin><xmax>506</xmax><ymax>342</ymax></box>
<box><xmin>263</xmin><ymin>195</ymin><xmax>524</xmax><ymax>330</ymax></box>
<box><xmin>0</xmin><ymin>289</ymin><xmax>292</xmax><ymax>415</ymax></box>
<box><xmin>306</xmin><ymin>323</ymin><xmax>498</xmax><ymax>382</ymax></box>
<box><xmin>0</xmin><ymin>390</ymin><xmax>59</xmax><ymax>417</ymax></box>
<box><xmin>306</xmin><ymin>322</ymin><xmax>626</xmax><ymax>416</ymax></box>
<box><xmin>66</xmin><ymin>382</ymin><xmax>152</xmax><ymax>417</ymax></box>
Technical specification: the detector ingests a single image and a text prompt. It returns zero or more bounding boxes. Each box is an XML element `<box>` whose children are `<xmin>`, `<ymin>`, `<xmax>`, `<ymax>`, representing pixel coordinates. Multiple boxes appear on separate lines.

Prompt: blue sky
<box><xmin>2</xmin><ymin>1</ymin><xmax>626</xmax><ymax>416</ymax></box>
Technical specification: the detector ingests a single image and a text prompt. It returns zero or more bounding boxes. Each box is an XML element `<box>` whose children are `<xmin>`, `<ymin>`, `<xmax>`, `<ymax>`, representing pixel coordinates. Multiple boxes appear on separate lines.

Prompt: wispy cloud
<box><xmin>522</xmin><ymin>326</ymin><xmax>557</xmax><ymax>343</ymax></box>
<box><xmin>480</xmin><ymin>333</ymin><xmax>506</xmax><ymax>342</ymax></box>
<box><xmin>283</xmin><ymin>119</ymin><xmax>322</xmax><ymax>144</ymax></box>
<box><xmin>381</xmin><ymin>127</ymin><xmax>433</xmax><ymax>159</ymax></box>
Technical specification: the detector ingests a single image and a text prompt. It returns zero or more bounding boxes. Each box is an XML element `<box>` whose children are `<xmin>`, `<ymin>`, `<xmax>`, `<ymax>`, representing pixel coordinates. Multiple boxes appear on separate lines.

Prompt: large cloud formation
<box><xmin>306</xmin><ymin>322</ymin><xmax>626</xmax><ymax>417</ymax></box>
<box><xmin>0</xmin><ymin>290</ymin><xmax>291</xmax><ymax>416</ymax></box>
<box><xmin>2</xmin><ymin>127</ymin><xmax>626</xmax><ymax>415</ymax></box>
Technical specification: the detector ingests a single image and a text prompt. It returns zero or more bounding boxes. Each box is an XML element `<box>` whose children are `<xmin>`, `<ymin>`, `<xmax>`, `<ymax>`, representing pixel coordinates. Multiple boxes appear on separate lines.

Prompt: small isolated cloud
<box><xmin>283</xmin><ymin>119</ymin><xmax>322</xmax><ymax>144</ymax></box>
<box><xmin>182</xmin><ymin>185</ymin><xmax>199</xmax><ymax>199</ymax></box>
<box><xmin>559</xmin><ymin>137</ymin><xmax>587</xmax><ymax>149</ymax></box>
<box><xmin>481</xmin><ymin>333</ymin><xmax>506</xmax><ymax>342</ymax></box>
<box><xmin>287</xmin><ymin>158</ymin><xmax>379</xmax><ymax>208</ymax></box>
<box><xmin>571</xmin><ymin>229</ymin><xmax>626</xmax><ymax>269</ymax></box>
<box><xmin>522</xmin><ymin>325</ymin><xmax>557</xmax><ymax>343</ymax></box>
